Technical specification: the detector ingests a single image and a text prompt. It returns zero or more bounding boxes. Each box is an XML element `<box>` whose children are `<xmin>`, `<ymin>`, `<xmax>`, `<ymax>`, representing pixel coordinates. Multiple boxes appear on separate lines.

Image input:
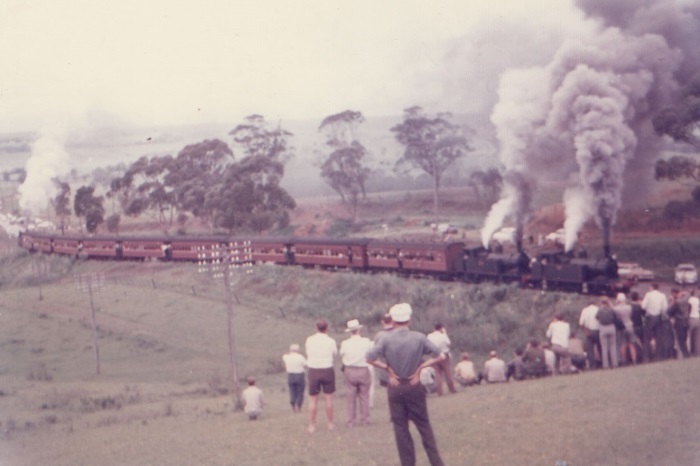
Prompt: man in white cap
<box><xmin>339</xmin><ymin>318</ymin><xmax>373</xmax><ymax>427</ymax></box>
<box><xmin>282</xmin><ymin>343</ymin><xmax>307</xmax><ymax>412</ymax></box>
<box><xmin>367</xmin><ymin>303</ymin><xmax>446</xmax><ymax>466</ymax></box>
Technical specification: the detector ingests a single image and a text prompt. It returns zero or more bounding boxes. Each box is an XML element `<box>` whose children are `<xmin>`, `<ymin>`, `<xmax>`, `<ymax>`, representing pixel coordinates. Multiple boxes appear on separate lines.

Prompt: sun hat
<box><xmin>345</xmin><ymin>319</ymin><xmax>363</xmax><ymax>332</ymax></box>
<box><xmin>389</xmin><ymin>303</ymin><xmax>413</xmax><ymax>323</ymax></box>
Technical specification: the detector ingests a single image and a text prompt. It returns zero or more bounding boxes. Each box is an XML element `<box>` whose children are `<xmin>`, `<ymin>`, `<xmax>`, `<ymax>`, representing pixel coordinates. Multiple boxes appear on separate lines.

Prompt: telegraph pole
<box><xmin>75</xmin><ymin>272</ymin><xmax>106</xmax><ymax>375</ymax></box>
<box><xmin>198</xmin><ymin>240</ymin><xmax>252</xmax><ymax>402</ymax></box>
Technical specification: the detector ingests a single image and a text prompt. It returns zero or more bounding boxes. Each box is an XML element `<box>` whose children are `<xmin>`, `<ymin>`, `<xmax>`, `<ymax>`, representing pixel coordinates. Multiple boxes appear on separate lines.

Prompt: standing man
<box><xmin>546</xmin><ymin>312</ymin><xmax>571</xmax><ymax>374</ymax></box>
<box><xmin>667</xmin><ymin>289</ymin><xmax>690</xmax><ymax>358</ymax></box>
<box><xmin>305</xmin><ymin>318</ymin><xmax>338</xmax><ymax>433</ymax></box>
<box><xmin>367</xmin><ymin>303</ymin><xmax>446</xmax><ymax>466</ymax></box>
<box><xmin>282</xmin><ymin>343</ymin><xmax>307</xmax><ymax>412</ymax></box>
<box><xmin>339</xmin><ymin>319</ymin><xmax>373</xmax><ymax>427</ymax></box>
<box><xmin>426</xmin><ymin>323</ymin><xmax>457</xmax><ymax>395</ymax></box>
<box><xmin>641</xmin><ymin>283</ymin><xmax>668</xmax><ymax>361</ymax></box>
<box><xmin>579</xmin><ymin>299</ymin><xmax>601</xmax><ymax>369</ymax></box>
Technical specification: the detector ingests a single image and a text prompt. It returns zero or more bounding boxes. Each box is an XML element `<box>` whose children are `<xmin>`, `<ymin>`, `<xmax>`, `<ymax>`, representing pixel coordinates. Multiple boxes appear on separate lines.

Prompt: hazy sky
<box><xmin>0</xmin><ymin>0</ymin><xmax>590</xmax><ymax>132</ymax></box>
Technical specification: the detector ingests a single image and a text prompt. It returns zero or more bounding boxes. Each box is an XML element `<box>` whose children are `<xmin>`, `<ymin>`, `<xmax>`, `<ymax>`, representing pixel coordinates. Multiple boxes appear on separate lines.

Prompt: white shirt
<box><xmin>242</xmin><ymin>385</ymin><xmax>264</xmax><ymax>414</ymax></box>
<box><xmin>579</xmin><ymin>304</ymin><xmax>600</xmax><ymax>331</ymax></box>
<box><xmin>689</xmin><ymin>296</ymin><xmax>700</xmax><ymax>319</ymax></box>
<box><xmin>641</xmin><ymin>289</ymin><xmax>668</xmax><ymax>317</ymax></box>
<box><xmin>339</xmin><ymin>334</ymin><xmax>372</xmax><ymax>367</ymax></box>
<box><xmin>546</xmin><ymin>320</ymin><xmax>570</xmax><ymax>348</ymax></box>
<box><xmin>282</xmin><ymin>351</ymin><xmax>307</xmax><ymax>374</ymax></box>
<box><xmin>427</xmin><ymin>330</ymin><xmax>451</xmax><ymax>354</ymax></box>
<box><xmin>305</xmin><ymin>332</ymin><xmax>338</xmax><ymax>369</ymax></box>
<box><xmin>420</xmin><ymin>366</ymin><xmax>436</xmax><ymax>386</ymax></box>
<box><xmin>483</xmin><ymin>357</ymin><xmax>507</xmax><ymax>383</ymax></box>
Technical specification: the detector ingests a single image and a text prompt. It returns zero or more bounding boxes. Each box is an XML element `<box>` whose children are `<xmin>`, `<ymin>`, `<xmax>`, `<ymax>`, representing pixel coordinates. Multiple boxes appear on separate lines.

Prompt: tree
<box><xmin>165</xmin><ymin>139</ymin><xmax>233</xmax><ymax>225</ymax></box>
<box><xmin>51</xmin><ymin>179</ymin><xmax>71</xmax><ymax>234</ymax></box>
<box><xmin>74</xmin><ymin>186</ymin><xmax>105</xmax><ymax>233</ymax></box>
<box><xmin>391</xmin><ymin>106</ymin><xmax>472</xmax><ymax>213</ymax></box>
<box><xmin>229</xmin><ymin>114</ymin><xmax>294</xmax><ymax>163</ymax></box>
<box><xmin>318</xmin><ymin>110</ymin><xmax>371</xmax><ymax>221</ymax></box>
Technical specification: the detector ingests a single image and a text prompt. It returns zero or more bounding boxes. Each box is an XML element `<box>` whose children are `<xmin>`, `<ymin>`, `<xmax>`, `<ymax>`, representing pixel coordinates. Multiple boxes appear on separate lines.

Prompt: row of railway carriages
<box><xmin>17</xmin><ymin>231</ymin><xmax>629</xmax><ymax>296</ymax></box>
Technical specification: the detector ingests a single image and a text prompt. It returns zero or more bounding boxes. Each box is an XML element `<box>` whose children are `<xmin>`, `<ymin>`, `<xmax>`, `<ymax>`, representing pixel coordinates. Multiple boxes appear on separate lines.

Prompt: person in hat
<box><xmin>367</xmin><ymin>303</ymin><xmax>446</xmax><ymax>466</ymax></box>
<box><xmin>282</xmin><ymin>343</ymin><xmax>307</xmax><ymax>412</ymax></box>
<box><xmin>305</xmin><ymin>318</ymin><xmax>338</xmax><ymax>433</ymax></box>
<box><xmin>339</xmin><ymin>318</ymin><xmax>373</xmax><ymax>427</ymax></box>
<box><xmin>241</xmin><ymin>377</ymin><xmax>264</xmax><ymax>420</ymax></box>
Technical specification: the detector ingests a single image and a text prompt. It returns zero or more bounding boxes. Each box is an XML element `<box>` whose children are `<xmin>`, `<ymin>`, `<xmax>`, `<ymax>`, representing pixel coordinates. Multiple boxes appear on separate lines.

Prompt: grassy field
<box><xmin>1</xmin><ymin>256</ymin><xmax>700</xmax><ymax>465</ymax></box>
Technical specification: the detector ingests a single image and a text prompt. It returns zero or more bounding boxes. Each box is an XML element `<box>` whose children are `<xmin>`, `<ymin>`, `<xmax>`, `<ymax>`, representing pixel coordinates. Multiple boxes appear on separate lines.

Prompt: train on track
<box><xmin>17</xmin><ymin>230</ymin><xmax>630</xmax><ymax>296</ymax></box>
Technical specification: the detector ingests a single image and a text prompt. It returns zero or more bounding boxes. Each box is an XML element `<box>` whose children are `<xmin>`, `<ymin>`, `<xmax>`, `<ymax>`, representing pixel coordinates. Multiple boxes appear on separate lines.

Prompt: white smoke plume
<box><xmin>481</xmin><ymin>0</ymin><xmax>696</xmax><ymax>252</ymax></box>
<box><xmin>18</xmin><ymin>128</ymin><xmax>71</xmax><ymax>215</ymax></box>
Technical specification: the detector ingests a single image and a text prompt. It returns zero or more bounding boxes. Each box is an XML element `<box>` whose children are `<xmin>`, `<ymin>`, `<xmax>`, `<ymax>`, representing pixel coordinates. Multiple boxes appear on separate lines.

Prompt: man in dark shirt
<box><xmin>629</xmin><ymin>291</ymin><xmax>646</xmax><ymax>363</ymax></box>
<box><xmin>367</xmin><ymin>303</ymin><xmax>445</xmax><ymax>466</ymax></box>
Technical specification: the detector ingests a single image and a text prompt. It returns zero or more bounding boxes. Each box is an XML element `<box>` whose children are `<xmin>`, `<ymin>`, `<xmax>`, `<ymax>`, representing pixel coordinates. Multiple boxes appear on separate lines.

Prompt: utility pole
<box><xmin>75</xmin><ymin>272</ymin><xmax>106</xmax><ymax>375</ymax></box>
<box><xmin>198</xmin><ymin>240</ymin><xmax>253</xmax><ymax>404</ymax></box>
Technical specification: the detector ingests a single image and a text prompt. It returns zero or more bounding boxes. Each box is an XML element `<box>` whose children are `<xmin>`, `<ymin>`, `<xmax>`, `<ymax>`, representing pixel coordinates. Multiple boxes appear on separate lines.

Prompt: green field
<box><xmin>1</xmin><ymin>256</ymin><xmax>699</xmax><ymax>465</ymax></box>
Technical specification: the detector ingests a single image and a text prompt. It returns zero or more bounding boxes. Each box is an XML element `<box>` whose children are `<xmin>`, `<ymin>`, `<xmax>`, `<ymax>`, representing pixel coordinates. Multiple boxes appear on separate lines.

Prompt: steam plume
<box><xmin>482</xmin><ymin>0</ymin><xmax>697</xmax><ymax>252</ymax></box>
<box><xmin>18</xmin><ymin>128</ymin><xmax>70</xmax><ymax>215</ymax></box>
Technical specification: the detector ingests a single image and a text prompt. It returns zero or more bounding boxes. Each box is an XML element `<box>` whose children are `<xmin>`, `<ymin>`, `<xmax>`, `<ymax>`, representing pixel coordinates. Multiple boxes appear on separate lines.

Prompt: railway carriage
<box><xmin>290</xmin><ymin>237</ymin><xmax>369</xmax><ymax>270</ymax></box>
<box><xmin>367</xmin><ymin>240</ymin><xmax>465</xmax><ymax>279</ymax></box>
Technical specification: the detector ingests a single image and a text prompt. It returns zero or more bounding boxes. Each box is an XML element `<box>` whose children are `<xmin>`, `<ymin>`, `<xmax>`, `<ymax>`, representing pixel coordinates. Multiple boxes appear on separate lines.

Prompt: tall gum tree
<box><xmin>391</xmin><ymin>106</ymin><xmax>473</xmax><ymax>213</ymax></box>
<box><xmin>318</xmin><ymin>110</ymin><xmax>370</xmax><ymax>222</ymax></box>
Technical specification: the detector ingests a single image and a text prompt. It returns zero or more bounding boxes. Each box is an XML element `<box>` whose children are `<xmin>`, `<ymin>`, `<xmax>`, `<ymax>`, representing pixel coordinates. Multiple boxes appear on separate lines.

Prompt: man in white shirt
<box><xmin>482</xmin><ymin>350</ymin><xmax>507</xmax><ymax>383</ymax></box>
<box><xmin>241</xmin><ymin>377</ymin><xmax>264</xmax><ymax>420</ymax></box>
<box><xmin>579</xmin><ymin>300</ymin><xmax>601</xmax><ymax>369</ymax></box>
<box><xmin>305</xmin><ymin>318</ymin><xmax>338</xmax><ymax>433</ymax></box>
<box><xmin>282</xmin><ymin>343</ymin><xmax>307</xmax><ymax>412</ymax></box>
<box><xmin>641</xmin><ymin>283</ymin><xmax>668</xmax><ymax>360</ymax></box>
<box><xmin>546</xmin><ymin>313</ymin><xmax>571</xmax><ymax>374</ymax></box>
<box><xmin>339</xmin><ymin>319</ymin><xmax>373</xmax><ymax>427</ymax></box>
<box><xmin>688</xmin><ymin>289</ymin><xmax>700</xmax><ymax>356</ymax></box>
<box><xmin>426</xmin><ymin>323</ymin><xmax>457</xmax><ymax>395</ymax></box>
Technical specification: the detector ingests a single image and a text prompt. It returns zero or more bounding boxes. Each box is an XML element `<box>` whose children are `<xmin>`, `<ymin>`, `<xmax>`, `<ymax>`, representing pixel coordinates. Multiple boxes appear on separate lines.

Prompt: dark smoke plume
<box><xmin>482</xmin><ymin>0</ymin><xmax>698</xmax><ymax>251</ymax></box>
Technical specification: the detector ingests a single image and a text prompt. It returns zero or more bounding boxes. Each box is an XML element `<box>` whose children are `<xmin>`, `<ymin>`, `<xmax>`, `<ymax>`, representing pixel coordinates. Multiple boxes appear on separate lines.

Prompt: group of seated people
<box><xmin>420</xmin><ymin>336</ymin><xmax>587</xmax><ymax>393</ymax></box>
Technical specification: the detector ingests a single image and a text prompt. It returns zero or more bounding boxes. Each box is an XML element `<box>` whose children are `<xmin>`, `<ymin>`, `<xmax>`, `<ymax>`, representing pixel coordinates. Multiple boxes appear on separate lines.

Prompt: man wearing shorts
<box><xmin>305</xmin><ymin>318</ymin><xmax>338</xmax><ymax>433</ymax></box>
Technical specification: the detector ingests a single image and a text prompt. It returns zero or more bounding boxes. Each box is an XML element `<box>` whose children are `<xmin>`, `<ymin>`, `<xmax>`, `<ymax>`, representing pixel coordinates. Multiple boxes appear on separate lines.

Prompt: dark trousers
<box><xmin>287</xmin><ymin>373</ymin><xmax>305</xmax><ymax>408</ymax></box>
<box><xmin>584</xmin><ymin>330</ymin><xmax>601</xmax><ymax>369</ymax></box>
<box><xmin>644</xmin><ymin>315</ymin><xmax>661</xmax><ymax>361</ymax></box>
<box><xmin>387</xmin><ymin>381</ymin><xmax>444</xmax><ymax>466</ymax></box>
<box><xmin>674</xmin><ymin>320</ymin><xmax>690</xmax><ymax>358</ymax></box>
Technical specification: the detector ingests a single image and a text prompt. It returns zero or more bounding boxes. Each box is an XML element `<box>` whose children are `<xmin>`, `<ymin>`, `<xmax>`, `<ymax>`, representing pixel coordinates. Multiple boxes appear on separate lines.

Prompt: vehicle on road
<box><xmin>545</xmin><ymin>228</ymin><xmax>566</xmax><ymax>244</ymax></box>
<box><xmin>618</xmin><ymin>262</ymin><xmax>655</xmax><ymax>282</ymax></box>
<box><xmin>674</xmin><ymin>263</ymin><xmax>698</xmax><ymax>285</ymax></box>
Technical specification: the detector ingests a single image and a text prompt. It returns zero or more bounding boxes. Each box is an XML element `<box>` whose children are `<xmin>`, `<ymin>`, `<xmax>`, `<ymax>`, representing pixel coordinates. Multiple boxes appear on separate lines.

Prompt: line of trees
<box><xmin>50</xmin><ymin>108</ymin><xmax>504</xmax><ymax>234</ymax></box>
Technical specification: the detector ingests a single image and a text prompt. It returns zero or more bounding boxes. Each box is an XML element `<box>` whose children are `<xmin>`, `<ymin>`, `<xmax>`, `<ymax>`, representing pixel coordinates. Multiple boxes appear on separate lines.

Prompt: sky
<box><xmin>0</xmin><ymin>0</ymin><xmax>591</xmax><ymax>133</ymax></box>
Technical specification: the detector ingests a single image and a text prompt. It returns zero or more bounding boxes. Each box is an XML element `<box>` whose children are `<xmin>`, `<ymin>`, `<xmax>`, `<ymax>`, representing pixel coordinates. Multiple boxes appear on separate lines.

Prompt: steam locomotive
<box><xmin>17</xmin><ymin>230</ymin><xmax>629</xmax><ymax>296</ymax></box>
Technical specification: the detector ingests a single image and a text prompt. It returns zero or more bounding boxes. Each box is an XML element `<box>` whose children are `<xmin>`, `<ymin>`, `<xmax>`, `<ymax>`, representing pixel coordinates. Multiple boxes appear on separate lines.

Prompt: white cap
<box><xmin>389</xmin><ymin>303</ymin><xmax>413</xmax><ymax>323</ymax></box>
<box><xmin>616</xmin><ymin>293</ymin><xmax>626</xmax><ymax>303</ymax></box>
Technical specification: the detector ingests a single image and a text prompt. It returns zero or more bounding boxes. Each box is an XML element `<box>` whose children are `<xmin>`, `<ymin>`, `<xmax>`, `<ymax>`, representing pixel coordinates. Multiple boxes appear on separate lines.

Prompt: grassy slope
<box><xmin>1</xmin><ymin>257</ymin><xmax>700</xmax><ymax>465</ymax></box>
